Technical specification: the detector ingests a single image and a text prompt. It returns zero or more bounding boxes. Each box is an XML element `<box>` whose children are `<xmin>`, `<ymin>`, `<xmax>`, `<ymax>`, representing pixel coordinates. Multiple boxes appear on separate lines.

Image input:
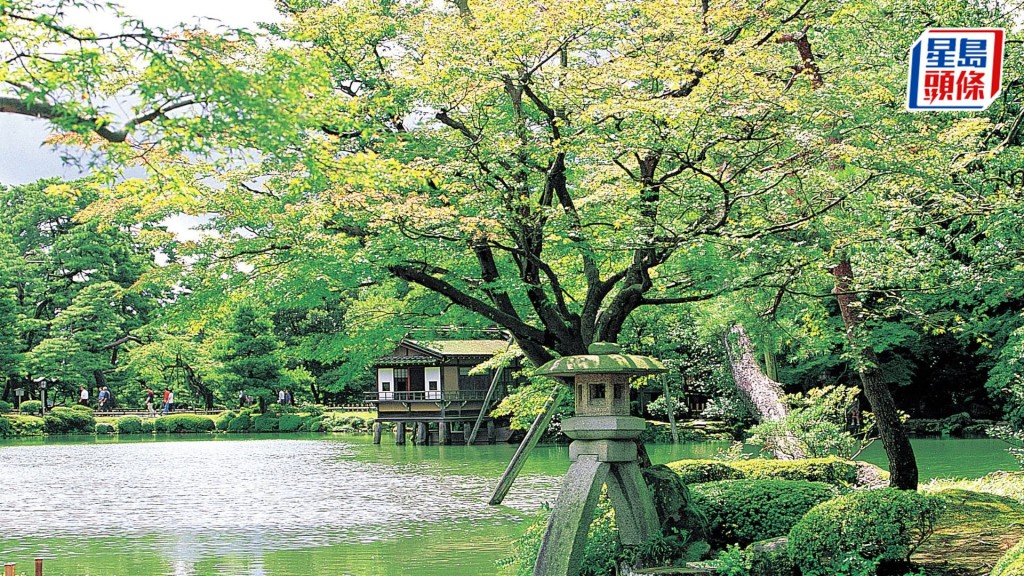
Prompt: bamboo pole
<box><xmin>489</xmin><ymin>386</ymin><xmax>566</xmax><ymax>505</ymax></box>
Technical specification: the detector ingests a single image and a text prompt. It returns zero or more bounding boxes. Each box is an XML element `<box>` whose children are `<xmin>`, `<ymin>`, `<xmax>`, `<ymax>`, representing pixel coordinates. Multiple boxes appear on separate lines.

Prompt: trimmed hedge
<box><xmin>115</xmin><ymin>415</ymin><xmax>144</xmax><ymax>434</ymax></box>
<box><xmin>141</xmin><ymin>419</ymin><xmax>155</xmax><ymax>433</ymax></box>
<box><xmin>279</xmin><ymin>414</ymin><xmax>303</xmax><ymax>432</ymax></box>
<box><xmin>43</xmin><ymin>407</ymin><xmax>96</xmax><ymax>434</ymax></box>
<box><xmin>788</xmin><ymin>488</ymin><xmax>939</xmax><ymax>576</ymax></box>
<box><xmin>301</xmin><ymin>415</ymin><xmax>324</xmax><ymax>432</ymax></box>
<box><xmin>215</xmin><ymin>411</ymin><xmax>236</xmax><ymax>431</ymax></box>
<box><xmin>691</xmin><ymin>479</ymin><xmax>838</xmax><ymax>548</ymax></box>
<box><xmin>19</xmin><ymin>400</ymin><xmax>42</xmax><ymax>415</ymax></box>
<box><xmin>95</xmin><ymin>423</ymin><xmax>115</xmax><ymax>434</ymax></box>
<box><xmin>993</xmin><ymin>539</ymin><xmax>1024</xmax><ymax>576</ymax></box>
<box><xmin>664</xmin><ymin>457</ymin><xmax>859</xmax><ymax>487</ymax></box>
<box><xmin>665</xmin><ymin>460</ymin><xmax>746</xmax><ymax>485</ymax></box>
<box><xmin>155</xmin><ymin>414</ymin><xmax>216</xmax><ymax>433</ymax></box>
<box><xmin>0</xmin><ymin>400</ymin><xmax>12</xmax><ymax>414</ymax></box>
<box><xmin>731</xmin><ymin>457</ymin><xmax>858</xmax><ymax>486</ymax></box>
<box><xmin>252</xmin><ymin>414</ymin><xmax>279</xmax><ymax>432</ymax></box>
<box><xmin>227</xmin><ymin>413</ymin><xmax>252</xmax><ymax>432</ymax></box>
<box><xmin>9</xmin><ymin>415</ymin><xmax>44</xmax><ymax>436</ymax></box>
<box><xmin>0</xmin><ymin>416</ymin><xmax>10</xmax><ymax>437</ymax></box>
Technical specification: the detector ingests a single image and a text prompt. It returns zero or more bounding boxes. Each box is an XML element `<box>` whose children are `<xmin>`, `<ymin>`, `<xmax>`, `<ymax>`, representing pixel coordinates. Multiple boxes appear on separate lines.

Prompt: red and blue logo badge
<box><xmin>907</xmin><ymin>28</ymin><xmax>1004</xmax><ymax>111</ymax></box>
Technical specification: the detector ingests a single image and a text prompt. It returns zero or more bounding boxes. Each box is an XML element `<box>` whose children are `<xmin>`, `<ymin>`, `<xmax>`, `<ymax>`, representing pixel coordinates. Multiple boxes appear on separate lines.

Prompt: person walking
<box><xmin>239</xmin><ymin>390</ymin><xmax>247</xmax><ymax>408</ymax></box>
<box><xmin>284</xmin><ymin>390</ymin><xmax>292</xmax><ymax>406</ymax></box>
<box><xmin>145</xmin><ymin>388</ymin><xmax>156</xmax><ymax>417</ymax></box>
<box><xmin>162</xmin><ymin>388</ymin><xmax>171</xmax><ymax>414</ymax></box>
<box><xmin>278</xmin><ymin>389</ymin><xmax>286</xmax><ymax>404</ymax></box>
<box><xmin>79</xmin><ymin>386</ymin><xmax>89</xmax><ymax>407</ymax></box>
<box><xmin>97</xmin><ymin>386</ymin><xmax>109</xmax><ymax>412</ymax></box>
<box><xmin>167</xmin><ymin>389</ymin><xmax>175</xmax><ymax>413</ymax></box>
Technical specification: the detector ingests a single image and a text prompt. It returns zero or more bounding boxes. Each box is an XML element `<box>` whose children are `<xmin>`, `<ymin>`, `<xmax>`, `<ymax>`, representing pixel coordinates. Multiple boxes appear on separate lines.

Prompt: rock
<box><xmin>855</xmin><ymin>460</ymin><xmax>890</xmax><ymax>488</ymax></box>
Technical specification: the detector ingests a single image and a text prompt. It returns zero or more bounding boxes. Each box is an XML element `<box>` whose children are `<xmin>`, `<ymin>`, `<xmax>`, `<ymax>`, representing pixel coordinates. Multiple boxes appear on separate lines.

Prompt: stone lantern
<box><xmin>532</xmin><ymin>342</ymin><xmax>667</xmax><ymax>576</ymax></box>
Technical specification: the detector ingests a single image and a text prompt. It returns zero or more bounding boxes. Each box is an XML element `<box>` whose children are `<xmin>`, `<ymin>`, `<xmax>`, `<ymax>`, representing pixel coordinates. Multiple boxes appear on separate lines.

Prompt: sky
<box><xmin>0</xmin><ymin>0</ymin><xmax>282</xmax><ymax>185</ymax></box>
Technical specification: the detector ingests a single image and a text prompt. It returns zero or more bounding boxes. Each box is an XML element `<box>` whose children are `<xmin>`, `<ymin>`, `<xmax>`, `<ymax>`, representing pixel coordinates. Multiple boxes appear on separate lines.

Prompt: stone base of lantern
<box><xmin>533</xmin><ymin>416</ymin><xmax>660</xmax><ymax>576</ymax></box>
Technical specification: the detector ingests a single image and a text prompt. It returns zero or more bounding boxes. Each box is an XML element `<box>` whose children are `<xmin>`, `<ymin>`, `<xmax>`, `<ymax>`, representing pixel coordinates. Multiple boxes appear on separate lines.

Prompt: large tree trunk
<box><xmin>724</xmin><ymin>324</ymin><xmax>804</xmax><ymax>459</ymax></box>
<box><xmin>831</xmin><ymin>258</ymin><xmax>918</xmax><ymax>490</ymax></box>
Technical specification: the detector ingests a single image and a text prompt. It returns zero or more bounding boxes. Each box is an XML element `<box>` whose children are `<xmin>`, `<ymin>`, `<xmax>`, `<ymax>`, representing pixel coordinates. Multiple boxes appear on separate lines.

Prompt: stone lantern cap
<box><xmin>535</xmin><ymin>342</ymin><xmax>667</xmax><ymax>378</ymax></box>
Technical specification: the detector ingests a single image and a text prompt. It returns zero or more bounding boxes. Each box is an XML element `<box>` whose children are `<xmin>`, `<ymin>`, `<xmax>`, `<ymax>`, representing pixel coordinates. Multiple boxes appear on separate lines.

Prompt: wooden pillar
<box><xmin>395</xmin><ymin>422</ymin><xmax>406</xmax><ymax>445</ymax></box>
<box><xmin>372</xmin><ymin>422</ymin><xmax>382</xmax><ymax>444</ymax></box>
<box><xmin>416</xmin><ymin>422</ymin><xmax>429</xmax><ymax>445</ymax></box>
<box><xmin>487</xmin><ymin>420</ymin><xmax>496</xmax><ymax>444</ymax></box>
<box><xmin>5</xmin><ymin>563</ymin><xmax>15</xmax><ymax>576</ymax></box>
<box><xmin>35</xmin><ymin>559</ymin><xmax>43</xmax><ymax>576</ymax></box>
<box><xmin>438</xmin><ymin>421</ymin><xmax>449</xmax><ymax>445</ymax></box>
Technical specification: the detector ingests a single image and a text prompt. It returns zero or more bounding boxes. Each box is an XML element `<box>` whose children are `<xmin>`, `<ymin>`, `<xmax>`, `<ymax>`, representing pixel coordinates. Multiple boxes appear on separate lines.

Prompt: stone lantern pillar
<box><xmin>532</xmin><ymin>342</ymin><xmax>666</xmax><ymax>576</ymax></box>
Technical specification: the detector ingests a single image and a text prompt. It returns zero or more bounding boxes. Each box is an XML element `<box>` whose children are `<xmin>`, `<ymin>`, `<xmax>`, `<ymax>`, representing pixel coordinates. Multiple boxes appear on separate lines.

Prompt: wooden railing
<box><xmin>365</xmin><ymin>390</ymin><xmax>490</xmax><ymax>402</ymax></box>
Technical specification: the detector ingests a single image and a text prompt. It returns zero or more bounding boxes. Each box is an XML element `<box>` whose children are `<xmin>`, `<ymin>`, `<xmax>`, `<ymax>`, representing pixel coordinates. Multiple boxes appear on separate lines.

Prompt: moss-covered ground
<box><xmin>915</xmin><ymin>473</ymin><xmax>1024</xmax><ymax>575</ymax></box>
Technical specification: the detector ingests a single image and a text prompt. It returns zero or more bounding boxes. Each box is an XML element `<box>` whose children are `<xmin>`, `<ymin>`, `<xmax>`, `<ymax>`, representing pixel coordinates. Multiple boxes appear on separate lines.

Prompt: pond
<box><xmin>0</xmin><ymin>434</ymin><xmax>1016</xmax><ymax>576</ymax></box>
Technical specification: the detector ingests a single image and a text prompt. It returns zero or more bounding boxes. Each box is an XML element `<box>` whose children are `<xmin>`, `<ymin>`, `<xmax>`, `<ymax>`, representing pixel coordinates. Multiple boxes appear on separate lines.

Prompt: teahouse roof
<box><xmin>375</xmin><ymin>338</ymin><xmax>511</xmax><ymax>367</ymax></box>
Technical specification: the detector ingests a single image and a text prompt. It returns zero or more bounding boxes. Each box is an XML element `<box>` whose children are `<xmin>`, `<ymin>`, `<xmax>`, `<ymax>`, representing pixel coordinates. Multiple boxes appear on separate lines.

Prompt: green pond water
<box><xmin>0</xmin><ymin>434</ymin><xmax>1016</xmax><ymax>576</ymax></box>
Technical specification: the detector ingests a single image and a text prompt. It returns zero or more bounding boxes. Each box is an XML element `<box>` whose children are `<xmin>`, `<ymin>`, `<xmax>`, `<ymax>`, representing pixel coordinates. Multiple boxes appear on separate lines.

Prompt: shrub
<box><xmin>992</xmin><ymin>538</ymin><xmax>1024</xmax><ymax>576</ymax></box>
<box><xmin>731</xmin><ymin>457</ymin><xmax>858</xmax><ymax>487</ymax></box>
<box><xmin>215</xmin><ymin>411</ymin><xmax>236</xmax><ymax>431</ymax></box>
<box><xmin>141</xmin><ymin>419</ymin><xmax>154</xmax><ymax>433</ymax></box>
<box><xmin>691</xmin><ymin>479</ymin><xmax>838</xmax><ymax>548</ymax></box>
<box><xmin>155</xmin><ymin>414</ymin><xmax>215</xmax><ymax>433</ymax></box>
<box><xmin>301</xmin><ymin>415</ymin><xmax>324</xmax><ymax>432</ymax></box>
<box><xmin>95</xmin><ymin>423</ymin><xmax>115</xmax><ymax>434</ymax></box>
<box><xmin>0</xmin><ymin>400</ymin><xmax>13</xmax><ymax>414</ymax></box>
<box><xmin>43</xmin><ymin>407</ymin><xmax>96</xmax><ymax>434</ymax></box>
<box><xmin>788</xmin><ymin>488</ymin><xmax>939</xmax><ymax>576</ymax></box>
<box><xmin>10</xmin><ymin>415</ymin><xmax>44</xmax><ymax>436</ymax></box>
<box><xmin>279</xmin><ymin>414</ymin><xmax>303</xmax><ymax>432</ymax></box>
<box><xmin>665</xmin><ymin>460</ymin><xmax>745</xmax><ymax>484</ymax></box>
<box><xmin>19</xmin><ymin>400</ymin><xmax>42</xmax><ymax>415</ymax></box>
<box><xmin>716</xmin><ymin>538</ymin><xmax>795</xmax><ymax>576</ymax></box>
<box><xmin>253</xmin><ymin>414</ymin><xmax>279</xmax><ymax>432</ymax></box>
<box><xmin>116</xmin><ymin>415</ymin><xmax>144</xmax><ymax>434</ymax></box>
<box><xmin>70</xmin><ymin>404</ymin><xmax>94</xmax><ymax>414</ymax></box>
<box><xmin>227</xmin><ymin>413</ymin><xmax>252</xmax><ymax>432</ymax></box>
<box><xmin>0</xmin><ymin>416</ymin><xmax>11</xmax><ymax>437</ymax></box>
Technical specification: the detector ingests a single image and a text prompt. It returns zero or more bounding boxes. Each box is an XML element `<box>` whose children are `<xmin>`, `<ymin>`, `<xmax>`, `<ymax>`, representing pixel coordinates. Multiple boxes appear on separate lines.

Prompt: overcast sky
<box><xmin>0</xmin><ymin>0</ymin><xmax>282</xmax><ymax>185</ymax></box>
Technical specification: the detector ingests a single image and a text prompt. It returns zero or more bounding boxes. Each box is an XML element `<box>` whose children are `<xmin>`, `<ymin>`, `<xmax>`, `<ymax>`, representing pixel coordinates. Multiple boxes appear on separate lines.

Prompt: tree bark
<box><xmin>831</xmin><ymin>258</ymin><xmax>918</xmax><ymax>490</ymax></box>
<box><xmin>724</xmin><ymin>324</ymin><xmax>803</xmax><ymax>459</ymax></box>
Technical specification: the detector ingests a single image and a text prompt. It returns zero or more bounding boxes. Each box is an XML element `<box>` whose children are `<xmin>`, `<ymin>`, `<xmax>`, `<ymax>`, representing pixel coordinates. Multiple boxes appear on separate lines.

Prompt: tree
<box><xmin>216</xmin><ymin>304</ymin><xmax>283</xmax><ymax>407</ymax></box>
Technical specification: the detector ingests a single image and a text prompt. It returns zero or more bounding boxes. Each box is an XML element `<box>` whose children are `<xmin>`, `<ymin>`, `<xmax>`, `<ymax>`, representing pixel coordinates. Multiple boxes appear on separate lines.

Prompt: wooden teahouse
<box><xmin>367</xmin><ymin>338</ymin><xmax>517</xmax><ymax>445</ymax></box>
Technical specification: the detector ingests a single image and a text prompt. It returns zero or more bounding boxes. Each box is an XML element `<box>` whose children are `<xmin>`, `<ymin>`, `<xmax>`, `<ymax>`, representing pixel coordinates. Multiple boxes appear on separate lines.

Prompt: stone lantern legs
<box><xmin>531</xmin><ymin>342</ymin><xmax>667</xmax><ymax>576</ymax></box>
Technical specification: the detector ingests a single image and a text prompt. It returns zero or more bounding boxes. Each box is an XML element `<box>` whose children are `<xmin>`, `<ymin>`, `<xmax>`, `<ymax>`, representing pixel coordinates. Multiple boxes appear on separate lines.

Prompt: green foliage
<box><xmin>788</xmin><ymin>489</ymin><xmax>939</xmax><ymax>576</ymax></box>
<box><xmin>115</xmin><ymin>415</ymin><xmax>144</xmax><ymax>434</ymax></box>
<box><xmin>227</xmin><ymin>413</ymin><xmax>252</xmax><ymax>432</ymax></box>
<box><xmin>70</xmin><ymin>404</ymin><xmax>93</xmax><ymax>414</ymax></box>
<box><xmin>140</xmin><ymin>419</ymin><xmax>154</xmax><ymax>433</ymax></box>
<box><xmin>992</xmin><ymin>538</ymin><xmax>1024</xmax><ymax>576</ymax></box>
<box><xmin>19</xmin><ymin>400</ymin><xmax>42</xmax><ymax>415</ymax></box>
<box><xmin>215</xmin><ymin>411</ymin><xmax>236</xmax><ymax>431</ymax></box>
<box><xmin>279</xmin><ymin>414</ymin><xmax>303</xmax><ymax>432</ymax></box>
<box><xmin>746</xmin><ymin>386</ymin><xmax>874</xmax><ymax>459</ymax></box>
<box><xmin>95</xmin><ymin>422</ymin><xmax>114</xmax><ymax>434</ymax></box>
<box><xmin>666</xmin><ymin>460</ymin><xmax>746</xmax><ymax>485</ymax></box>
<box><xmin>0</xmin><ymin>416</ymin><xmax>11</xmax><ymax>438</ymax></box>
<box><xmin>216</xmin><ymin>304</ymin><xmax>283</xmax><ymax>407</ymax></box>
<box><xmin>252</xmin><ymin>414</ymin><xmax>280</xmax><ymax>432</ymax></box>
<box><xmin>301</xmin><ymin>415</ymin><xmax>324</xmax><ymax>432</ymax></box>
<box><xmin>154</xmin><ymin>414</ymin><xmax>216</xmax><ymax>433</ymax></box>
<box><xmin>691</xmin><ymin>479</ymin><xmax>838</xmax><ymax>548</ymax></box>
<box><xmin>43</xmin><ymin>407</ymin><xmax>96</xmax><ymax>434</ymax></box>
<box><xmin>498</xmin><ymin>508</ymin><xmax>549</xmax><ymax>576</ymax></box>
<box><xmin>989</xmin><ymin>425</ymin><xmax>1024</xmax><ymax>470</ymax></box>
<box><xmin>731</xmin><ymin>457</ymin><xmax>859</xmax><ymax>487</ymax></box>
<box><xmin>716</xmin><ymin>539</ymin><xmax>795</xmax><ymax>576</ymax></box>
<box><xmin>0</xmin><ymin>400</ymin><xmax>12</xmax><ymax>414</ymax></box>
<box><xmin>8</xmin><ymin>415</ymin><xmax>44</xmax><ymax>436</ymax></box>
